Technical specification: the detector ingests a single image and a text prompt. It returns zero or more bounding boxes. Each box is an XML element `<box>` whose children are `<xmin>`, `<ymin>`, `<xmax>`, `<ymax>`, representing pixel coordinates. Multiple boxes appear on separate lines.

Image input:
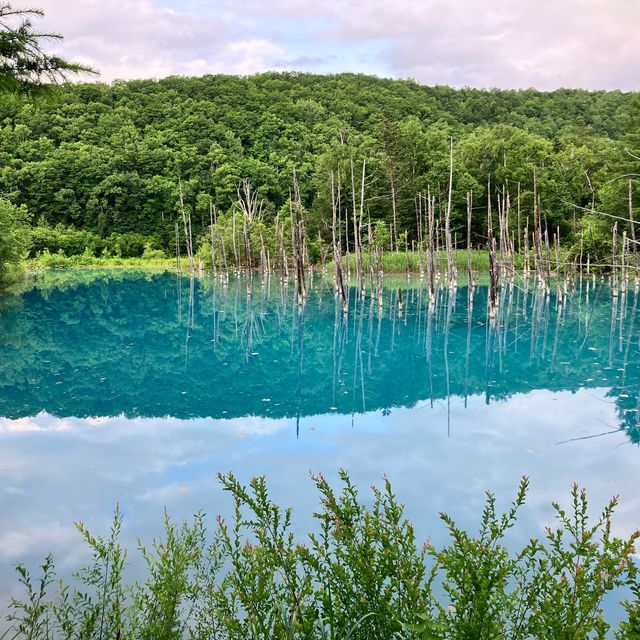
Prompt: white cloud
<box><xmin>38</xmin><ymin>0</ymin><xmax>640</xmax><ymax>88</ymax></box>
<box><xmin>0</xmin><ymin>412</ymin><xmax>290</xmax><ymax>436</ymax></box>
<box><xmin>311</xmin><ymin>0</ymin><xmax>640</xmax><ymax>89</ymax></box>
<box><xmin>39</xmin><ymin>0</ymin><xmax>285</xmax><ymax>80</ymax></box>
<box><xmin>0</xmin><ymin>523</ymin><xmax>77</xmax><ymax>559</ymax></box>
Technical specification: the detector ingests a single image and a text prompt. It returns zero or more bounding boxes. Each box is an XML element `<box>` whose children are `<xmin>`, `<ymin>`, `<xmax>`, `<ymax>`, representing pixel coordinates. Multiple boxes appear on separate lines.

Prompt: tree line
<box><xmin>0</xmin><ymin>72</ymin><xmax>637</xmax><ymax>277</ymax></box>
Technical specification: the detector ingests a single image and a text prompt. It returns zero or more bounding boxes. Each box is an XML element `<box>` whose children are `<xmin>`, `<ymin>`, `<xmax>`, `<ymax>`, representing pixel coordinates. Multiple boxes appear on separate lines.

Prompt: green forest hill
<box><xmin>1</xmin><ymin>72</ymin><xmax>639</xmax><ymax>282</ymax></box>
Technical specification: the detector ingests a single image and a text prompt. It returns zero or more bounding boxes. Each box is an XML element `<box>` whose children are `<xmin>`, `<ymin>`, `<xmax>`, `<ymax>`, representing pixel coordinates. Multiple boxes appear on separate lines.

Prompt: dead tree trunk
<box><xmin>466</xmin><ymin>190</ymin><xmax>473</xmax><ymax>303</ymax></box>
<box><xmin>629</xmin><ymin>180</ymin><xmax>636</xmax><ymax>244</ymax></box>
<box><xmin>544</xmin><ymin>226</ymin><xmax>552</xmax><ymax>296</ymax></box>
<box><xmin>507</xmin><ymin>192</ymin><xmax>513</xmax><ymax>256</ymax></box>
<box><xmin>259</xmin><ymin>232</ymin><xmax>268</xmax><ymax>283</ymax></box>
<box><xmin>487</xmin><ymin>176</ymin><xmax>493</xmax><ymax>237</ymax></box>
<box><xmin>405</xmin><ymin>232</ymin><xmax>410</xmax><ymax>279</ymax></box>
<box><xmin>292</xmin><ymin>170</ymin><xmax>307</xmax><ymax>304</ymax></box>
<box><xmin>554</xmin><ymin>228</ymin><xmax>563</xmax><ymax>307</ymax></box>
<box><xmin>175</xmin><ymin>222</ymin><xmax>181</xmax><ymax>272</ymax></box>
<box><xmin>390</xmin><ymin>170</ymin><xmax>398</xmax><ymax>253</ymax></box>
<box><xmin>427</xmin><ymin>189</ymin><xmax>436</xmax><ymax>304</ymax></box>
<box><xmin>523</xmin><ymin>220</ymin><xmax>530</xmax><ymax>279</ymax></box>
<box><xmin>612</xmin><ymin>222</ymin><xmax>619</xmax><ymax>298</ymax></box>
<box><xmin>235</xmin><ymin>179</ymin><xmax>264</xmax><ymax>271</ymax></box>
<box><xmin>445</xmin><ymin>138</ymin><xmax>456</xmax><ymax>289</ymax></box>
<box><xmin>350</xmin><ymin>159</ymin><xmax>366</xmax><ymax>296</ymax></box>
<box><xmin>232</xmin><ymin>209</ymin><xmax>238</xmax><ymax>270</ymax></box>
<box><xmin>367</xmin><ymin>216</ymin><xmax>375</xmax><ymax>294</ymax></box>
<box><xmin>358</xmin><ymin>160</ymin><xmax>367</xmax><ymax>294</ymax></box>
<box><xmin>532</xmin><ymin>170</ymin><xmax>544</xmax><ymax>289</ymax></box>
<box><xmin>209</xmin><ymin>200</ymin><xmax>217</xmax><ymax>276</ymax></box>
<box><xmin>219</xmin><ymin>224</ymin><xmax>228</xmax><ymax>281</ymax></box>
<box><xmin>628</xmin><ymin>180</ymin><xmax>639</xmax><ymax>287</ymax></box>
<box><xmin>622</xmin><ymin>231</ymin><xmax>628</xmax><ymax>293</ymax></box>
<box><xmin>376</xmin><ymin>241</ymin><xmax>383</xmax><ymax>308</ymax></box>
<box><xmin>331</xmin><ymin>171</ymin><xmax>348</xmax><ymax>312</ymax></box>
<box><xmin>488</xmin><ymin>229</ymin><xmax>498</xmax><ymax>319</ymax></box>
<box><xmin>277</xmin><ymin>215</ymin><xmax>289</xmax><ymax>279</ymax></box>
<box><xmin>416</xmin><ymin>193</ymin><xmax>424</xmax><ymax>278</ymax></box>
<box><xmin>178</xmin><ymin>180</ymin><xmax>194</xmax><ymax>275</ymax></box>
<box><xmin>516</xmin><ymin>182</ymin><xmax>522</xmax><ymax>254</ymax></box>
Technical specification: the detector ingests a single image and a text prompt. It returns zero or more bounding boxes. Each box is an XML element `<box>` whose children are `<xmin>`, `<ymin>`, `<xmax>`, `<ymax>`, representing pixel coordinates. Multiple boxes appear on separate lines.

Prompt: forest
<box><xmin>0</xmin><ymin>72</ymin><xmax>639</xmax><ymax>285</ymax></box>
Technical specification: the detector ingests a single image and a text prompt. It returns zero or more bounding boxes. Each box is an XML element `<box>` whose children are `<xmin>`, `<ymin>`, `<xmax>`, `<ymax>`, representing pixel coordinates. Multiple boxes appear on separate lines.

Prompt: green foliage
<box><xmin>570</xmin><ymin>213</ymin><xmax>614</xmax><ymax>266</ymax></box>
<box><xmin>0</xmin><ymin>73</ymin><xmax>636</xmax><ymax>267</ymax></box>
<box><xmin>331</xmin><ymin>249</ymin><xmax>494</xmax><ymax>274</ymax></box>
<box><xmin>133</xmin><ymin>512</ymin><xmax>202</xmax><ymax>640</ymax></box>
<box><xmin>30</xmin><ymin>226</ymin><xmax>102</xmax><ymax>258</ymax></box>
<box><xmin>0</xmin><ymin>1</ymin><xmax>95</xmax><ymax>287</ymax></box>
<box><xmin>0</xmin><ymin>3</ymin><xmax>96</xmax><ymax>97</ymax></box>
<box><xmin>103</xmin><ymin>232</ymin><xmax>156</xmax><ymax>258</ymax></box>
<box><xmin>3</xmin><ymin>475</ymin><xmax>639</xmax><ymax>639</ymax></box>
<box><xmin>372</xmin><ymin>220</ymin><xmax>390</xmax><ymax>249</ymax></box>
<box><xmin>142</xmin><ymin>244</ymin><xmax>166</xmax><ymax>260</ymax></box>
<box><xmin>618</xmin><ymin>572</ymin><xmax>640</xmax><ymax>639</ymax></box>
<box><xmin>0</xmin><ymin>198</ymin><xmax>29</xmax><ymax>287</ymax></box>
<box><xmin>429</xmin><ymin>477</ymin><xmax>535</xmax><ymax>639</ymax></box>
<box><xmin>52</xmin><ymin>509</ymin><xmax>127</xmax><ymax>640</ymax></box>
<box><xmin>31</xmin><ymin>252</ymin><xmax>174</xmax><ymax>270</ymax></box>
<box><xmin>302</xmin><ymin>471</ymin><xmax>429</xmax><ymax>640</ymax></box>
<box><xmin>2</xmin><ymin>554</ymin><xmax>54</xmax><ymax>639</ymax></box>
<box><xmin>530</xmin><ymin>486</ymin><xmax>637</xmax><ymax>639</ymax></box>
<box><xmin>29</xmin><ymin>225</ymin><xmax>163</xmax><ymax>260</ymax></box>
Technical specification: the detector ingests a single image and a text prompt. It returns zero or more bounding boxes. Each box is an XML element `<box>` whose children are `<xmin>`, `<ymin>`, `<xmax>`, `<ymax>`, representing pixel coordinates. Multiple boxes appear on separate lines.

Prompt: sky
<box><xmin>39</xmin><ymin>0</ymin><xmax>640</xmax><ymax>90</ymax></box>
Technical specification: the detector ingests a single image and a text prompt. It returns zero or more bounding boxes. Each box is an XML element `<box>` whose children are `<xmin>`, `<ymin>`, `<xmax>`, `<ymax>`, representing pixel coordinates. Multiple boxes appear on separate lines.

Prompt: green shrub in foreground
<box><xmin>2</xmin><ymin>473</ymin><xmax>639</xmax><ymax>639</ymax></box>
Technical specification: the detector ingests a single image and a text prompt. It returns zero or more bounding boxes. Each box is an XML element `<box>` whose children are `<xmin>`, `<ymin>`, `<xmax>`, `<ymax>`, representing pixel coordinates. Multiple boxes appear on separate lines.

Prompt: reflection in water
<box><xmin>1</xmin><ymin>271</ymin><xmax>638</xmax><ymax>443</ymax></box>
<box><xmin>1</xmin><ymin>271</ymin><xmax>640</xmax><ymax>625</ymax></box>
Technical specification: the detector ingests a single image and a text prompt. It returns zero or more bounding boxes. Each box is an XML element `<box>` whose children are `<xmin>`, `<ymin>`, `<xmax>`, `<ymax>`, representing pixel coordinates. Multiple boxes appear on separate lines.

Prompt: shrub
<box><xmin>36</xmin><ymin>249</ymin><xmax>71</xmax><ymax>268</ymax></box>
<box><xmin>0</xmin><ymin>199</ymin><xmax>30</xmax><ymax>288</ymax></box>
<box><xmin>142</xmin><ymin>244</ymin><xmax>166</xmax><ymax>260</ymax></box>
<box><xmin>2</xmin><ymin>475</ymin><xmax>639</xmax><ymax>639</ymax></box>
<box><xmin>30</xmin><ymin>226</ymin><xmax>102</xmax><ymax>258</ymax></box>
<box><xmin>29</xmin><ymin>226</ymin><xmax>163</xmax><ymax>261</ymax></box>
<box><xmin>103</xmin><ymin>233</ymin><xmax>154</xmax><ymax>258</ymax></box>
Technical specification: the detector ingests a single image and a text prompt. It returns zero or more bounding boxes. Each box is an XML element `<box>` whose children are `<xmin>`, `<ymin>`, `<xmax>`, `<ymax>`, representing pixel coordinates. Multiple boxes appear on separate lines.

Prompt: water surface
<box><xmin>1</xmin><ymin>271</ymin><xmax>639</xmax><ymax>622</ymax></box>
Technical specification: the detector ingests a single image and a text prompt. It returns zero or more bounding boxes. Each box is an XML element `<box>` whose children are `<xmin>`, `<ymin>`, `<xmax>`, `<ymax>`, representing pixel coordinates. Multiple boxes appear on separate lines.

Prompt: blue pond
<box><xmin>0</xmin><ymin>270</ymin><xmax>639</xmax><ymax>622</ymax></box>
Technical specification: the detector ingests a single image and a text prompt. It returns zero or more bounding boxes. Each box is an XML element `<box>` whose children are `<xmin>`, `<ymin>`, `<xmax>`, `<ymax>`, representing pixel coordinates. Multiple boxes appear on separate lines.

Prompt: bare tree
<box><xmin>234</xmin><ymin>179</ymin><xmax>263</xmax><ymax>270</ymax></box>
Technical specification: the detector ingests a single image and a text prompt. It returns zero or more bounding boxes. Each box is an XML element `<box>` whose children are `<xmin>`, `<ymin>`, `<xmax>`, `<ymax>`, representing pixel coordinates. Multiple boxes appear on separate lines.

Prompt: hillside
<box><xmin>0</xmin><ymin>72</ymin><xmax>638</xmax><ymax>256</ymax></box>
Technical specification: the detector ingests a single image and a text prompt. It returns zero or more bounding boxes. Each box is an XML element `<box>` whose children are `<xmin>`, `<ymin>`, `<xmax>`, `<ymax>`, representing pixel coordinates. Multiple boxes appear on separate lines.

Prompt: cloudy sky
<box><xmin>38</xmin><ymin>0</ymin><xmax>640</xmax><ymax>90</ymax></box>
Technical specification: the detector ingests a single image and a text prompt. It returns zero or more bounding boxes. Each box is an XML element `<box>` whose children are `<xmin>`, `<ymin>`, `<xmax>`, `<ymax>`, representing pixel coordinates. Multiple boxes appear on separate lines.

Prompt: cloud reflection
<box><xmin>1</xmin><ymin>387</ymin><xmax>639</xmax><ymax>610</ymax></box>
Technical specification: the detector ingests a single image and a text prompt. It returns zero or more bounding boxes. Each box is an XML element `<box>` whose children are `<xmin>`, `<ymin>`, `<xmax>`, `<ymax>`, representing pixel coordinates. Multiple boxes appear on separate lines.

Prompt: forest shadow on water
<box><xmin>1</xmin><ymin>270</ymin><xmax>640</xmax><ymax>432</ymax></box>
<box><xmin>1</xmin><ymin>269</ymin><xmax>640</xmax><ymax>627</ymax></box>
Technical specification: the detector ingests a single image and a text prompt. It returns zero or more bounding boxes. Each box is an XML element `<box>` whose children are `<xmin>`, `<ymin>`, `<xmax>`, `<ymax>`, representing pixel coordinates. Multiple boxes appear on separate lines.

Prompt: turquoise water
<box><xmin>1</xmin><ymin>270</ymin><xmax>639</xmax><ymax>622</ymax></box>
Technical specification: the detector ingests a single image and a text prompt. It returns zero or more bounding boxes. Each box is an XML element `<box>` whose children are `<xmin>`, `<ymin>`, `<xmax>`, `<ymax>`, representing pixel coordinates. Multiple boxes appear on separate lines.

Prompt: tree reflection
<box><xmin>0</xmin><ymin>270</ymin><xmax>638</xmax><ymax>445</ymax></box>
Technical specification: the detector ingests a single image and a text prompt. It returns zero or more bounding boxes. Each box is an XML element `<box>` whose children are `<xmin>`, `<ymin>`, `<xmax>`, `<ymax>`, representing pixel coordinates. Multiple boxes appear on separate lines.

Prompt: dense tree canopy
<box><xmin>0</xmin><ymin>72</ymin><xmax>638</xmax><ymax>264</ymax></box>
<box><xmin>0</xmin><ymin>2</ymin><xmax>95</xmax><ymax>285</ymax></box>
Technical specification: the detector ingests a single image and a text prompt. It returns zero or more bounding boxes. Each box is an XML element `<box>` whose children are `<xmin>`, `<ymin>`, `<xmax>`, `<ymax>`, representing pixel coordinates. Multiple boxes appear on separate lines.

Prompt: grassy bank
<box><xmin>26</xmin><ymin>249</ymin><xmax>496</xmax><ymax>275</ymax></box>
<box><xmin>327</xmin><ymin>249</ymin><xmax>526</xmax><ymax>274</ymax></box>
<box><xmin>0</xmin><ymin>246</ymin><xmax>588</xmax><ymax>293</ymax></box>
<box><xmin>29</xmin><ymin>252</ymin><xmax>178</xmax><ymax>271</ymax></box>
<box><xmin>3</xmin><ymin>474</ymin><xmax>639</xmax><ymax>639</ymax></box>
